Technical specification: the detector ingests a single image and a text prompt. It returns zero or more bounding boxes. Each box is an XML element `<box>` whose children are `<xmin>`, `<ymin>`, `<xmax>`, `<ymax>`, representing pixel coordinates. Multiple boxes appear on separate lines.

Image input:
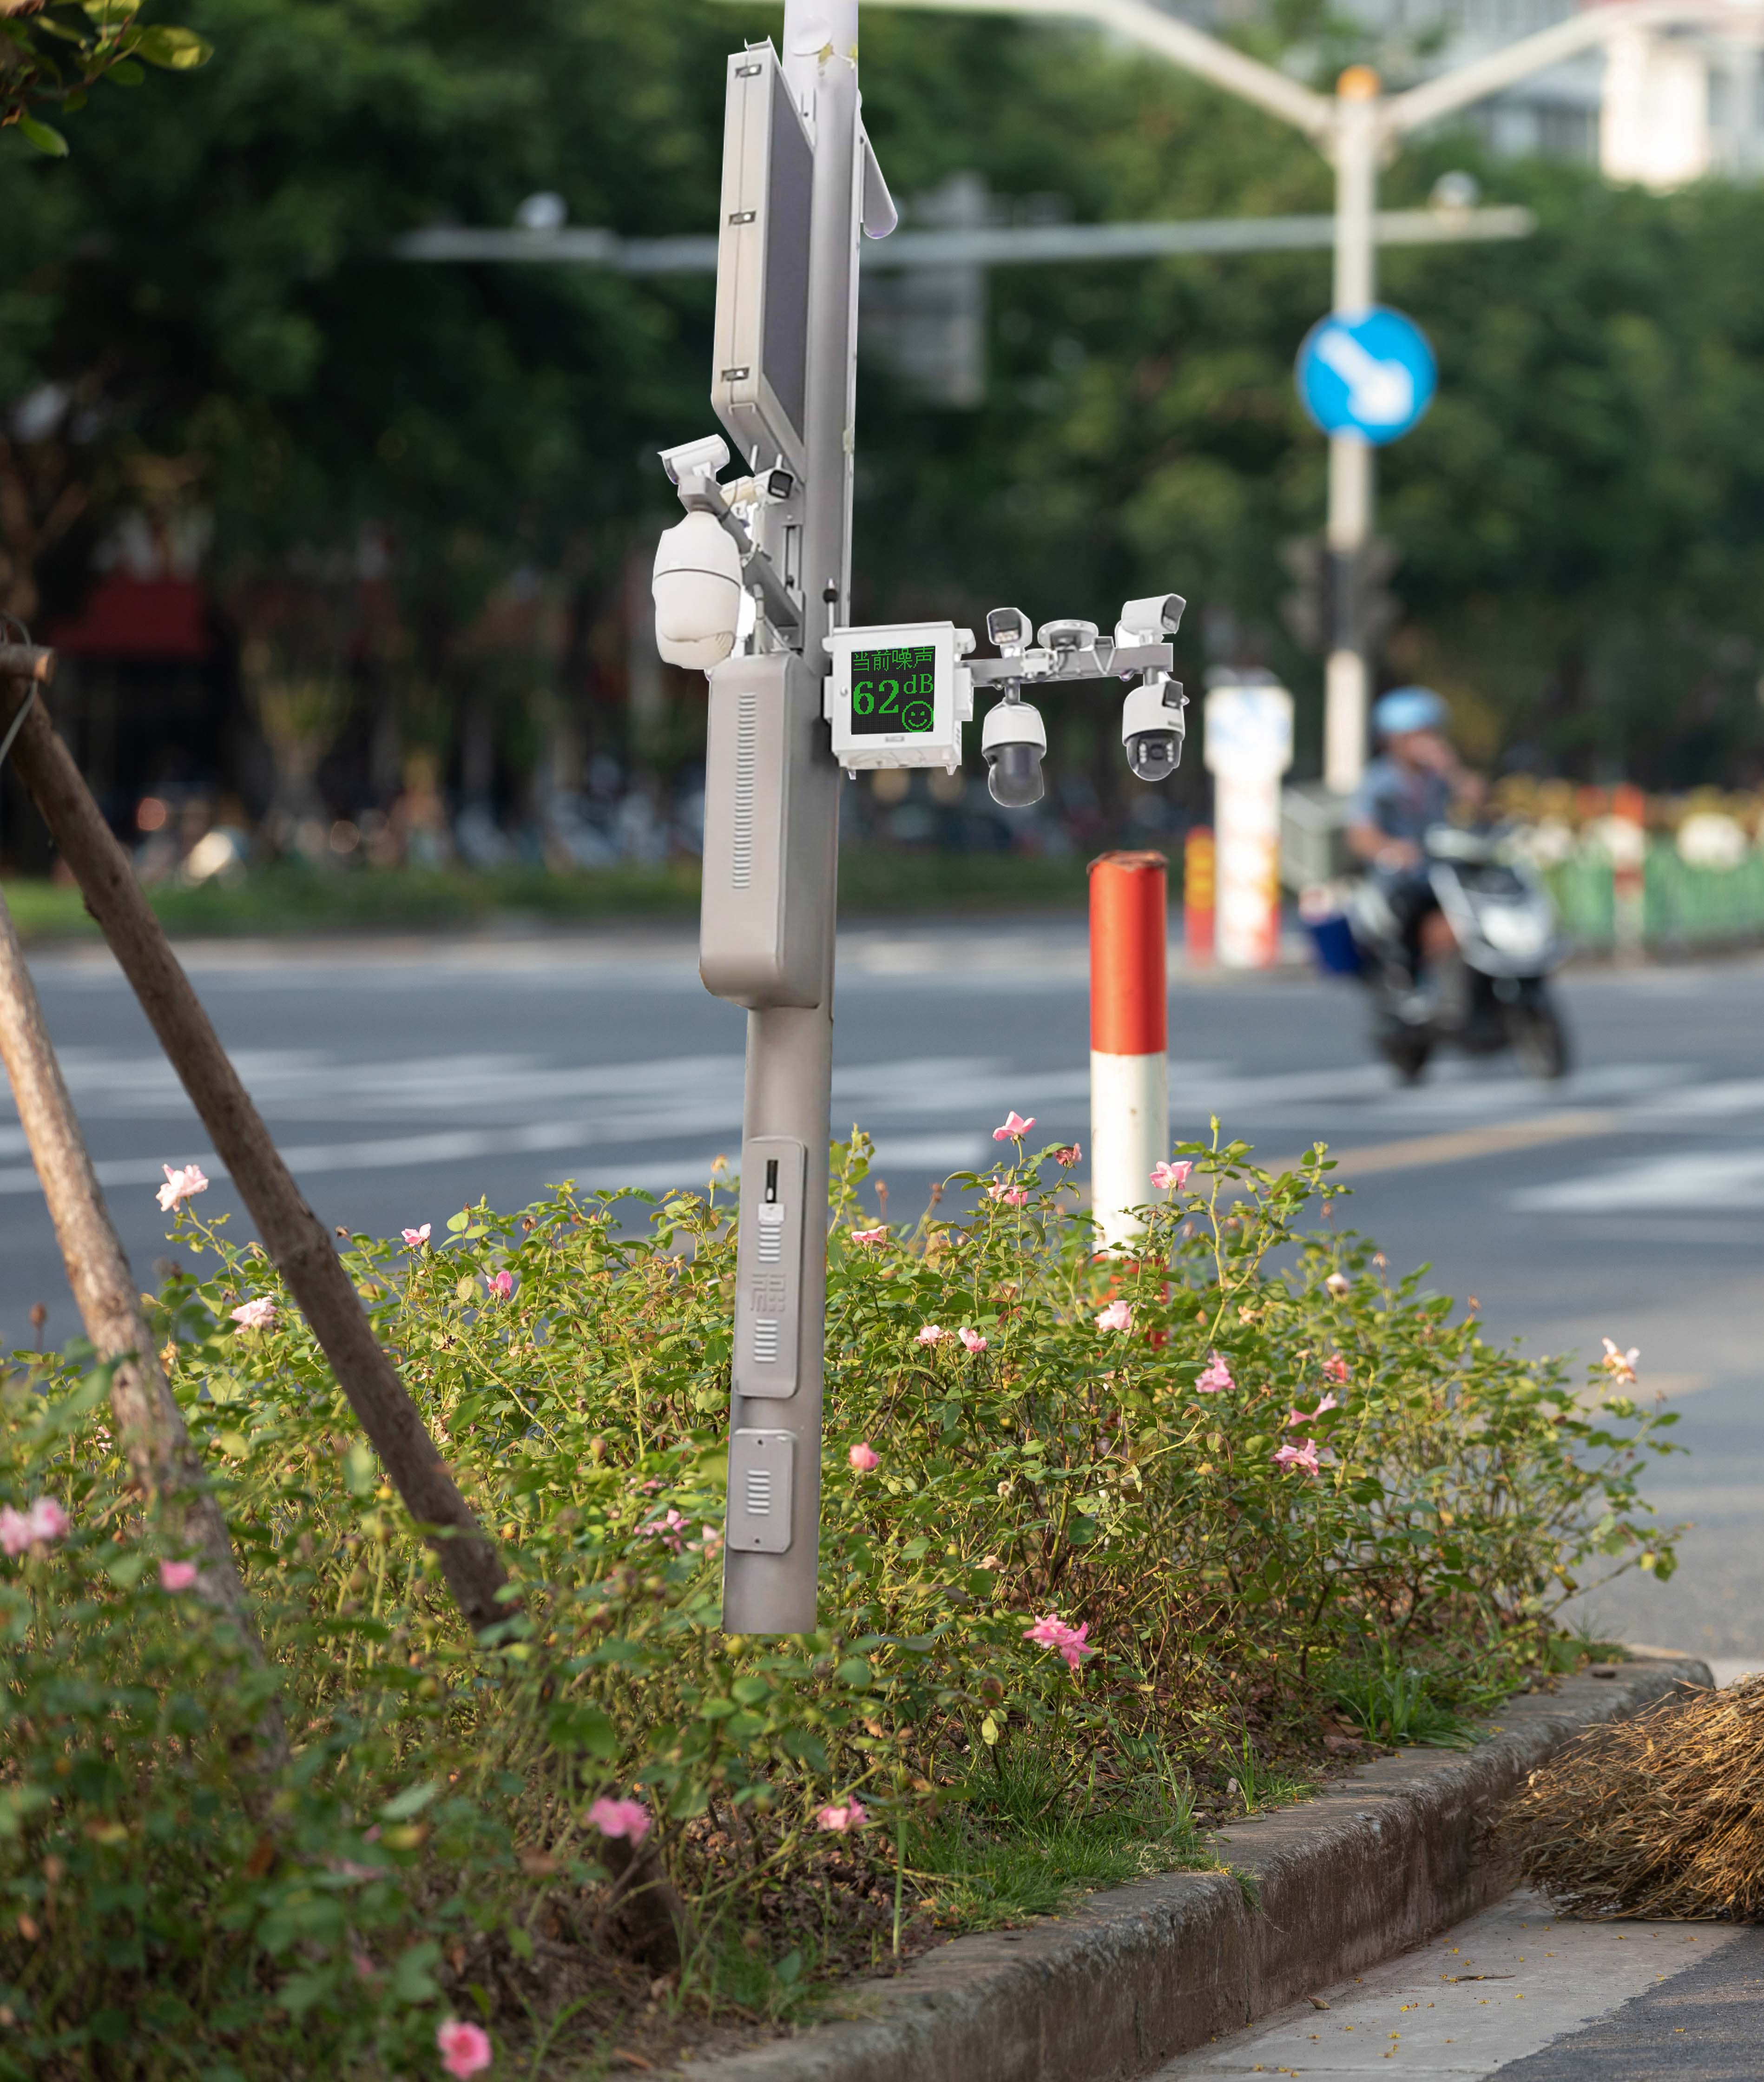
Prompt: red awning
<box><xmin>46</xmin><ymin>573</ymin><xmax>212</xmax><ymax>662</ymax></box>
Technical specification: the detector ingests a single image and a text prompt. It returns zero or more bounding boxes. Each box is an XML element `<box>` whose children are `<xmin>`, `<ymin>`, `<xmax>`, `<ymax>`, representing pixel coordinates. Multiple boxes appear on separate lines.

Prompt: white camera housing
<box><xmin>981</xmin><ymin>696</ymin><xmax>1047</xmax><ymax>808</ymax></box>
<box><xmin>1116</xmin><ymin>593</ymin><xmax>1186</xmax><ymax>645</ymax></box>
<box><xmin>659</xmin><ymin>434</ymin><xmax>733</xmax><ymax>488</ymax></box>
<box><xmin>823</xmin><ymin>621</ymin><xmax>974</xmax><ymax>775</ymax></box>
<box><xmin>652</xmin><ymin>510</ymin><xmax>744</xmax><ymax>670</ymax></box>
<box><xmin>1121</xmin><ymin>674</ymin><xmax>1187</xmax><ymax>784</ymax></box>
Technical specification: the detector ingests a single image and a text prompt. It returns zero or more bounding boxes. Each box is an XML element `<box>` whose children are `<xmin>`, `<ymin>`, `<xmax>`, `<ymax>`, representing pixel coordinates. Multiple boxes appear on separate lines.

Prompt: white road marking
<box><xmin>0</xmin><ymin>1127</ymin><xmax>992</xmax><ymax>1199</ymax></box>
<box><xmin>1152</xmin><ymin>1890</ymin><xmax>1743</xmax><ymax>2079</ymax></box>
<box><xmin>1512</xmin><ymin>1149</ymin><xmax>1764</xmax><ymax>1212</ymax></box>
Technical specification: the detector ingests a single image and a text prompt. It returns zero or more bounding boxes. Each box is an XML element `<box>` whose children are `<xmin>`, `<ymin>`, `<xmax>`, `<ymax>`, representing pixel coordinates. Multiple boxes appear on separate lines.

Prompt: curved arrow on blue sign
<box><xmin>1296</xmin><ymin>305</ymin><xmax>1436</xmax><ymax>445</ymax></box>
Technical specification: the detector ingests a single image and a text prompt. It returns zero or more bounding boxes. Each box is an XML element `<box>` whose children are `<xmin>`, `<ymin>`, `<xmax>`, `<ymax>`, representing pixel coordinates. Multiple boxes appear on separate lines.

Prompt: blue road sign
<box><xmin>1296</xmin><ymin>306</ymin><xmax>1436</xmax><ymax>445</ymax></box>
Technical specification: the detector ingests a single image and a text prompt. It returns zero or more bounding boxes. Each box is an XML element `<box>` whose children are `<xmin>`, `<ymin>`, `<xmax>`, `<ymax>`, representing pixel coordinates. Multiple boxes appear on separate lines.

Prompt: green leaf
<box><xmin>379</xmin><ymin>1778</ymin><xmax>440</xmax><ymax>1821</ymax></box>
<box><xmin>133</xmin><ymin>22</ymin><xmax>212</xmax><ymax>68</ymax></box>
<box><xmin>391</xmin><ymin>1940</ymin><xmax>441</xmax><ymax>2003</ymax></box>
<box><xmin>107</xmin><ymin>59</ymin><xmax>145</xmax><ymax>84</ymax></box>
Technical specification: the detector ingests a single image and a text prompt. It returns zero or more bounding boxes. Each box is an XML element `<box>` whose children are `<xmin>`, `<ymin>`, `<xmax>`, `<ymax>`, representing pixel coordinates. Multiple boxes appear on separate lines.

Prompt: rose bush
<box><xmin>0</xmin><ymin>1127</ymin><xmax>1676</xmax><ymax>2076</ymax></box>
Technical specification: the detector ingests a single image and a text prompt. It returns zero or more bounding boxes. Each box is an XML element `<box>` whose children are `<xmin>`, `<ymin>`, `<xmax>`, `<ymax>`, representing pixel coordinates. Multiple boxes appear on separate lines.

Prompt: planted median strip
<box><xmin>0</xmin><ymin>1128</ymin><xmax>1680</xmax><ymax>2074</ymax></box>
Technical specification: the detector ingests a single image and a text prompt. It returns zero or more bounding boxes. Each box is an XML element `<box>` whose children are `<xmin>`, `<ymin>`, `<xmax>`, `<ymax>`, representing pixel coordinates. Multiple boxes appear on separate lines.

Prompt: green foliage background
<box><xmin>1</xmin><ymin>0</ymin><xmax>1762</xmax><ymax>783</ymax></box>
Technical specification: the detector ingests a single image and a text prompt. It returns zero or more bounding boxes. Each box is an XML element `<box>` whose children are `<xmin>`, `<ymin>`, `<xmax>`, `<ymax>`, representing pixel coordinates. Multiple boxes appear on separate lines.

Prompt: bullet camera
<box><xmin>1115</xmin><ymin>593</ymin><xmax>1186</xmax><ymax>646</ymax></box>
<box><xmin>652</xmin><ymin>510</ymin><xmax>744</xmax><ymax>670</ymax></box>
<box><xmin>986</xmin><ymin>605</ymin><xmax>1032</xmax><ymax>657</ymax></box>
<box><xmin>658</xmin><ymin>433</ymin><xmax>733</xmax><ymax>489</ymax></box>
<box><xmin>981</xmin><ymin>695</ymin><xmax>1047</xmax><ymax>808</ymax></box>
<box><xmin>1121</xmin><ymin>675</ymin><xmax>1187</xmax><ymax>784</ymax></box>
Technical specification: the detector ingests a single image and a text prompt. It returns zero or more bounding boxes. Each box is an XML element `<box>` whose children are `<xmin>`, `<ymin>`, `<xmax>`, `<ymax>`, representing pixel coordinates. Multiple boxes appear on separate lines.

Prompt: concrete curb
<box><xmin>679</xmin><ymin>1649</ymin><xmax>1711</xmax><ymax>2082</ymax></box>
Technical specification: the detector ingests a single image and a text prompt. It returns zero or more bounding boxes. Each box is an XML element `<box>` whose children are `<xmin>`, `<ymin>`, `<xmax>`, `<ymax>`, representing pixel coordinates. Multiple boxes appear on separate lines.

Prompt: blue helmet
<box><xmin>1373</xmin><ymin>686</ymin><xmax>1448</xmax><ymax>739</ymax></box>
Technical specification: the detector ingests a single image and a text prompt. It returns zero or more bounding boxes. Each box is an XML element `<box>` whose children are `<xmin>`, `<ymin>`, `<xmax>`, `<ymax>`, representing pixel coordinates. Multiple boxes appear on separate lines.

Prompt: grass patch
<box><xmin>907</xmin><ymin>1743</ymin><xmax>1206</xmax><ymax>1930</ymax></box>
<box><xmin>2</xmin><ymin>851</ymin><xmax>1091</xmax><ymax>942</ymax></box>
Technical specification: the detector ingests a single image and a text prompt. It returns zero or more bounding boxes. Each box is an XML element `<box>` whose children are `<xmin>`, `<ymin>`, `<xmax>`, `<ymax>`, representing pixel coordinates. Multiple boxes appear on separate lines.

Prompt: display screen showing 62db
<box><xmin>849</xmin><ymin>645</ymin><xmax>937</xmax><ymax>736</ymax></box>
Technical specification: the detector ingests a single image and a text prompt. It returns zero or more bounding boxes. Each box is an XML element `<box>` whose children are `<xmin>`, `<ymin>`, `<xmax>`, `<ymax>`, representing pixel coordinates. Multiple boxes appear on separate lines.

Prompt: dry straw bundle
<box><xmin>1502</xmin><ymin>1677</ymin><xmax>1764</xmax><ymax>1920</ymax></box>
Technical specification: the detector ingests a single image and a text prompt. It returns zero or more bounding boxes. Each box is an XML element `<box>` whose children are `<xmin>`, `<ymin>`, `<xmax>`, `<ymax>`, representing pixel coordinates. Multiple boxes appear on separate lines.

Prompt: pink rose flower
<box><xmin>156</xmin><ymin>1163</ymin><xmax>210</xmax><ymax>1212</ymax></box>
<box><xmin>230</xmin><ymin>1297</ymin><xmax>276</xmax><ymax>1331</ymax></box>
<box><xmin>1195</xmin><ymin>1352</ymin><xmax>1234</xmax><ymax>1394</ymax></box>
<box><xmin>402</xmin><ymin>1225</ymin><xmax>432</xmax><ymax>1248</ymax></box>
<box><xmin>1054</xmin><ymin>1144</ymin><xmax>1082</xmax><ymax>1168</ymax></box>
<box><xmin>1272</xmin><ymin>1438</ymin><xmax>1322</xmax><ymax>1476</ymax></box>
<box><xmin>0</xmin><ymin>1508</ymin><xmax>32</xmax><ymax>1558</ymax></box>
<box><xmin>958</xmin><ymin>1327</ymin><xmax>988</xmax><ymax>1353</ymax></box>
<box><xmin>915</xmin><ymin>1324</ymin><xmax>948</xmax><ymax>1347</ymax></box>
<box><xmin>486</xmin><ymin>1271</ymin><xmax>513</xmax><ymax>1300</ymax></box>
<box><xmin>27</xmin><ymin>1497</ymin><xmax>68</xmax><ymax>1545</ymax></box>
<box><xmin>1601</xmin><ymin>1337</ymin><xmax>1639</xmax><ymax>1384</ymax></box>
<box><xmin>587</xmin><ymin>1797</ymin><xmax>652</xmax><ymax>1844</ymax></box>
<box><xmin>848</xmin><ymin>1442</ymin><xmax>880</xmax><ymax>1473</ymax></box>
<box><xmin>436</xmin><ymin>2018</ymin><xmax>493</xmax><ymax>2077</ymax></box>
<box><xmin>1322</xmin><ymin>1354</ymin><xmax>1349</xmax><ymax>1384</ymax></box>
<box><xmin>850</xmin><ymin>1226</ymin><xmax>888</xmax><ymax>1247</ymax></box>
<box><xmin>638</xmin><ymin>1508</ymin><xmax>688</xmax><ymax>1552</ymax></box>
<box><xmin>159</xmin><ymin>1560</ymin><xmax>199</xmax><ymax>1592</ymax></box>
<box><xmin>987</xmin><ymin>1180</ymin><xmax>1029</xmax><ymax>1206</ymax></box>
<box><xmin>815</xmin><ymin>1799</ymin><xmax>869</xmax><ymax>1832</ymax></box>
<box><xmin>1151</xmin><ymin>1160</ymin><xmax>1193</xmax><ymax>1191</ymax></box>
<box><xmin>993</xmin><ymin>1111</ymin><xmax>1036</xmax><ymax>1142</ymax></box>
<box><xmin>1022</xmin><ymin>1611</ymin><xmax>1097</xmax><ymax>1672</ymax></box>
<box><xmin>1094</xmin><ymin>1299</ymin><xmax>1133</xmax><ymax>1334</ymax></box>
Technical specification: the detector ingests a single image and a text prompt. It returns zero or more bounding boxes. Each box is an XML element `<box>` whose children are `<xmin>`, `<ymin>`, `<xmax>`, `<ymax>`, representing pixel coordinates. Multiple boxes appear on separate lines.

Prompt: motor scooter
<box><xmin>1343</xmin><ymin>825</ymin><xmax>1570</xmax><ymax>1084</ymax></box>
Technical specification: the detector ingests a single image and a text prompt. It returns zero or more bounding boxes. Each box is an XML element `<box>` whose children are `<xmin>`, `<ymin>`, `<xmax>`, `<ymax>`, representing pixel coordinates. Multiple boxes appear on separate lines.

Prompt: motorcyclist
<box><xmin>1346</xmin><ymin>687</ymin><xmax>1485</xmax><ymax>992</ymax></box>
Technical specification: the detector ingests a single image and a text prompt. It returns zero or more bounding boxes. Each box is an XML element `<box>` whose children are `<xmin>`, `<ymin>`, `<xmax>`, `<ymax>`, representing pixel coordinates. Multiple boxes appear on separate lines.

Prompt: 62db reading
<box><xmin>849</xmin><ymin>645</ymin><xmax>935</xmax><ymax>736</ymax></box>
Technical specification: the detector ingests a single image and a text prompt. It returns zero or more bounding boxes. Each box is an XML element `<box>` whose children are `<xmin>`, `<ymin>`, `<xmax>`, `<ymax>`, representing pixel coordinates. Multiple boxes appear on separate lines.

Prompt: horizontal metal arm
<box><xmin>1381</xmin><ymin>0</ymin><xmax>1727</xmax><ymax>137</ymax></box>
<box><xmin>968</xmin><ymin>638</ymin><xmax>1172</xmax><ymax>687</ymax></box>
<box><xmin>854</xmin><ymin>0</ymin><xmax>1334</xmax><ymax>138</ymax></box>
<box><xmin>396</xmin><ymin>206</ymin><xmax>1533</xmax><ymax>277</ymax></box>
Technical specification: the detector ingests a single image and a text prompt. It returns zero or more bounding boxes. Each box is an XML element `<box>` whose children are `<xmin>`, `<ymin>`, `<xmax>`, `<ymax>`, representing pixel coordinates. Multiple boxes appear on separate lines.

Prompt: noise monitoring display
<box><xmin>848</xmin><ymin>644</ymin><xmax>937</xmax><ymax>736</ymax></box>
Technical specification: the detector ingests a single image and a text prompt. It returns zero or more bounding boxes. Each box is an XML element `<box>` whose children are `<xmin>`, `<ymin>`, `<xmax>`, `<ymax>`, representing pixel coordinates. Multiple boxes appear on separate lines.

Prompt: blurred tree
<box><xmin>1</xmin><ymin>0</ymin><xmax>1761</xmax><ymax>814</ymax></box>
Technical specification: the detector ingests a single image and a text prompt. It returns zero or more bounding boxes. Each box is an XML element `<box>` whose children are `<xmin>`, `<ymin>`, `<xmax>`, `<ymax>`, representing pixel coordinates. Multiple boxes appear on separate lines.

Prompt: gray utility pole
<box><xmin>645</xmin><ymin>6</ymin><xmax>1186</xmax><ymax>1633</ymax></box>
<box><xmin>644</xmin><ymin>0</ymin><xmax>889</xmax><ymax>1636</ymax></box>
<box><xmin>862</xmin><ymin>0</ymin><xmax>1737</xmax><ymax>791</ymax></box>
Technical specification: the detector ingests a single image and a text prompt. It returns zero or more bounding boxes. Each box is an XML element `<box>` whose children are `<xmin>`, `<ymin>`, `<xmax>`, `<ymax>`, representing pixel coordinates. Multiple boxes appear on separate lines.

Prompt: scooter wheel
<box><xmin>1506</xmin><ymin>997</ymin><xmax>1571</xmax><ymax>1080</ymax></box>
<box><xmin>1379</xmin><ymin>1030</ymin><xmax>1433</xmax><ymax>1085</ymax></box>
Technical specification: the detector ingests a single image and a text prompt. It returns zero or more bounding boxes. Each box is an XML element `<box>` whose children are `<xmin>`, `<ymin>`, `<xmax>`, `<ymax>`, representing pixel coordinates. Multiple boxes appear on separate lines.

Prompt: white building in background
<box><xmin>1157</xmin><ymin>0</ymin><xmax>1764</xmax><ymax>187</ymax></box>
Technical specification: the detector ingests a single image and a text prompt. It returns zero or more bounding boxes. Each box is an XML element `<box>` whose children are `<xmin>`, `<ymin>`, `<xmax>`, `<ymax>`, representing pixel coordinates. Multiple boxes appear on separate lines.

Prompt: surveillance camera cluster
<box><xmin>969</xmin><ymin>595</ymin><xmax>1188</xmax><ymax>806</ymax></box>
<box><xmin>650</xmin><ymin>437</ymin><xmax>1187</xmax><ymax>809</ymax></box>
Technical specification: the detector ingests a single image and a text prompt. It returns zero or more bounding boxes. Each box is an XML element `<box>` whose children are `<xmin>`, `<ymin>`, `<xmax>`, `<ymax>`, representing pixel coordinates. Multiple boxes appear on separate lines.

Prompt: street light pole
<box><xmin>1323</xmin><ymin>66</ymin><xmax>1378</xmax><ymax>797</ymax></box>
<box><xmin>859</xmin><ymin>0</ymin><xmax>1742</xmax><ymax>789</ymax></box>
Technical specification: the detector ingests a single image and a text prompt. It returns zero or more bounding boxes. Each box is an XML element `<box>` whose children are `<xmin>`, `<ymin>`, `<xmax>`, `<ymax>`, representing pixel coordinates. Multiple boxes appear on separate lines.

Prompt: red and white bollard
<box><xmin>1183</xmin><ymin>825</ymin><xmax>1215</xmax><ymax>969</ymax></box>
<box><xmin>1609</xmin><ymin>782</ymin><xmax>1646</xmax><ymax>963</ymax></box>
<box><xmin>1089</xmin><ymin>850</ymin><xmax>1169</xmax><ymax>1253</ymax></box>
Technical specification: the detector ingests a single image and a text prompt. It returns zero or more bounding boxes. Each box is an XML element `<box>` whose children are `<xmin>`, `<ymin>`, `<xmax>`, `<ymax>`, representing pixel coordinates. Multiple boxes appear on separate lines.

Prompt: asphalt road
<box><xmin>4</xmin><ymin>920</ymin><xmax>1763</xmax><ymax>1669</ymax></box>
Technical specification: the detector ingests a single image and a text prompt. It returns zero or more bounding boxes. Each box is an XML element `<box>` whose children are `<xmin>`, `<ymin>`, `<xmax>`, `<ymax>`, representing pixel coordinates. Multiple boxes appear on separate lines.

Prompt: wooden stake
<box><xmin>0</xmin><ymin>882</ymin><xmax>289</xmax><ymax>1770</ymax></box>
<box><xmin>0</xmin><ymin>668</ymin><xmax>512</xmax><ymax>1638</ymax></box>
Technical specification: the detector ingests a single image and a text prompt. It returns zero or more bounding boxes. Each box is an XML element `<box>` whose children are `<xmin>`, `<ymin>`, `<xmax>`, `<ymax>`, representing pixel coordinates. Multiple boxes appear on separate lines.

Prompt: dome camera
<box><xmin>981</xmin><ymin>696</ymin><xmax>1047</xmax><ymax>808</ymax></box>
<box><xmin>1037</xmin><ymin>617</ymin><xmax>1099</xmax><ymax>655</ymax></box>
<box><xmin>1121</xmin><ymin>676</ymin><xmax>1187</xmax><ymax>784</ymax></box>
<box><xmin>652</xmin><ymin>511</ymin><xmax>744</xmax><ymax>670</ymax></box>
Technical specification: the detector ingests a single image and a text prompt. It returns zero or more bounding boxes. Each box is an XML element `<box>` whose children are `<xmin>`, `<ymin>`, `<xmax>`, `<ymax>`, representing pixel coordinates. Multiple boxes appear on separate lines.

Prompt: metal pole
<box><xmin>1323</xmin><ymin>68</ymin><xmax>1379</xmax><ymax>797</ymax></box>
<box><xmin>722</xmin><ymin>0</ymin><xmax>859</xmax><ymax>1636</ymax></box>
